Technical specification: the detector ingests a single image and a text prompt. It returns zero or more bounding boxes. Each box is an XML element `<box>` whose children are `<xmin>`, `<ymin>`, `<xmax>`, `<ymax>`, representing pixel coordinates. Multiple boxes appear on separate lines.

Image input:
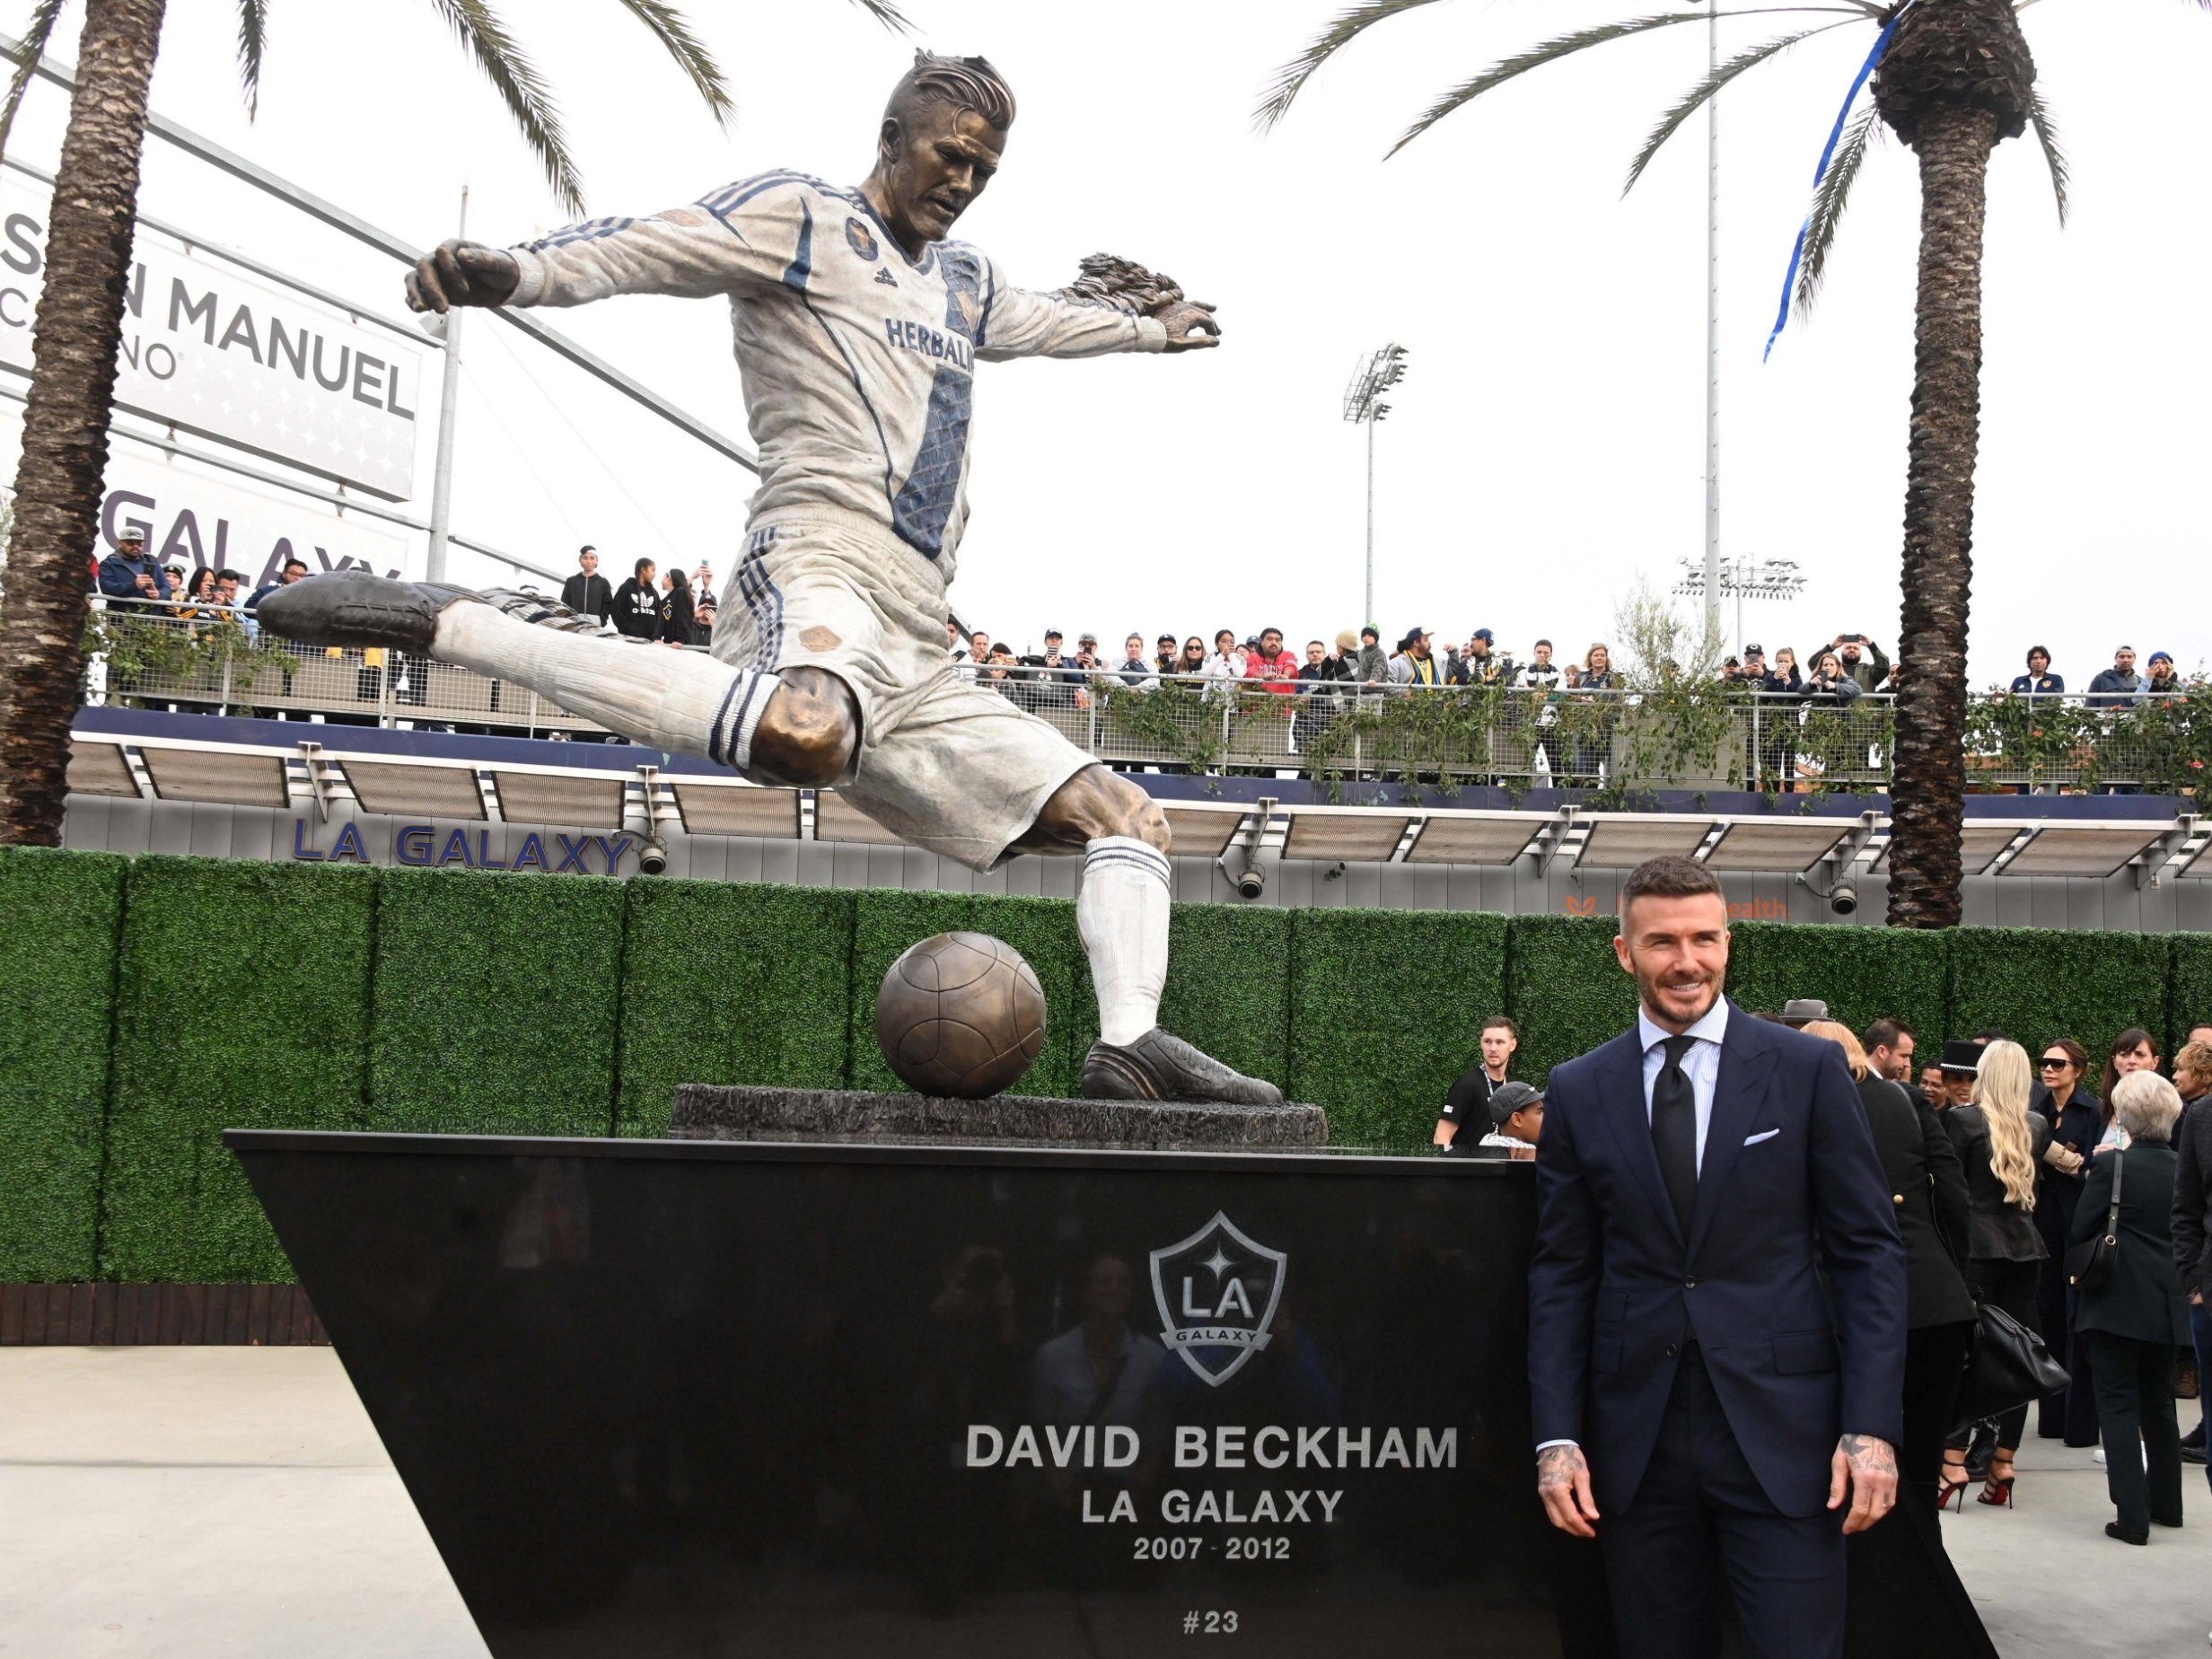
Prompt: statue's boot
<box><xmin>256</xmin><ymin>571</ymin><xmax>476</xmax><ymax>653</ymax></box>
<box><xmin>1080</xmin><ymin>1027</ymin><xmax>1285</xmax><ymax>1107</ymax></box>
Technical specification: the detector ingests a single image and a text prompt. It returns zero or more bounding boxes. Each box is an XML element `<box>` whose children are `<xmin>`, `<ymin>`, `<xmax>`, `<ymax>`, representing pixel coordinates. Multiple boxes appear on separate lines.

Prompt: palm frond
<box><xmin>1622</xmin><ymin>20</ymin><xmax>1864</xmax><ymax>196</ymax></box>
<box><xmin>1384</xmin><ymin>7</ymin><xmax>1874</xmax><ymax>160</ymax></box>
<box><xmin>0</xmin><ymin>0</ymin><xmax>68</xmax><ymax>166</ymax></box>
<box><xmin>1792</xmin><ymin>101</ymin><xmax>1876</xmax><ymax>315</ymax></box>
<box><xmin>235</xmin><ymin>0</ymin><xmax>268</xmax><ymax>118</ymax></box>
<box><xmin>842</xmin><ymin>0</ymin><xmax>915</xmax><ymax>30</ymax></box>
<box><xmin>612</xmin><ymin>0</ymin><xmax>733</xmax><ymax>127</ymax></box>
<box><xmin>427</xmin><ymin>0</ymin><xmax>584</xmax><ymax>215</ymax></box>
<box><xmin>2025</xmin><ymin>87</ymin><xmax>2068</xmax><ymax>226</ymax></box>
<box><xmin>1254</xmin><ymin>0</ymin><xmax>1448</xmax><ymax>133</ymax></box>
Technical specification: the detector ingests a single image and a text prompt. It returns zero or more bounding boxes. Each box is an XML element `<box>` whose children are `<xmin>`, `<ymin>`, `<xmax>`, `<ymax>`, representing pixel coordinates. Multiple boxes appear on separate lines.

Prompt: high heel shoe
<box><xmin>1936</xmin><ymin>1467</ymin><xmax>1971</xmax><ymax>1512</ymax></box>
<box><xmin>1977</xmin><ymin>1462</ymin><xmax>2016</xmax><ymax>1508</ymax></box>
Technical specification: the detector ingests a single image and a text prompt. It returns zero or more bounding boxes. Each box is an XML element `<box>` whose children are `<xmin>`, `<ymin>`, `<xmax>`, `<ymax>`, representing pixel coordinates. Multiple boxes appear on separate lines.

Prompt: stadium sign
<box><xmin>100</xmin><ymin>452</ymin><xmax>409</xmax><ymax>585</ymax></box>
<box><xmin>0</xmin><ymin>175</ymin><xmax>424</xmax><ymax>500</ymax></box>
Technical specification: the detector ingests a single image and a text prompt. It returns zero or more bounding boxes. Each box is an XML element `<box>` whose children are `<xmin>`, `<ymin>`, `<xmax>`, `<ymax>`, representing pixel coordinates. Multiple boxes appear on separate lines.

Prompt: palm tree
<box><xmin>0</xmin><ymin>0</ymin><xmax>907</xmax><ymax>847</ymax></box>
<box><xmin>1260</xmin><ymin>0</ymin><xmax>2178</xmax><ymax>928</ymax></box>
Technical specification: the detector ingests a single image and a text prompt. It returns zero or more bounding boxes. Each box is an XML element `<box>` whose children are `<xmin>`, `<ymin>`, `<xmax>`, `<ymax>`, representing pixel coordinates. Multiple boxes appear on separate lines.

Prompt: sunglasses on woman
<box><xmin>2038</xmin><ymin>1057</ymin><xmax>2070</xmax><ymax>1070</ymax></box>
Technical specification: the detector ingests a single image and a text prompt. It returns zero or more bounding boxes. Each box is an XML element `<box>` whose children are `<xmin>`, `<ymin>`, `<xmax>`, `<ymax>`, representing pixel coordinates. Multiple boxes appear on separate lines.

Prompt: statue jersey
<box><xmin>506</xmin><ymin>172</ymin><xmax>1168</xmax><ymax>583</ymax></box>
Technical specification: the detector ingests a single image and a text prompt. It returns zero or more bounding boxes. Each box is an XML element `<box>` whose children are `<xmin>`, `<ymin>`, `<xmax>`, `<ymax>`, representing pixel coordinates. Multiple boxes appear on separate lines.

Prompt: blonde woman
<box><xmin>1942</xmin><ymin>1040</ymin><xmax>2054</xmax><ymax>1508</ymax></box>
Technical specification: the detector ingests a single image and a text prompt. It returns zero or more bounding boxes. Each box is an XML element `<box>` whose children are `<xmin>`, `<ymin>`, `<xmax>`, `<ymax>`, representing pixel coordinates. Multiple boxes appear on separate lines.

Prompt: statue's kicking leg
<box><xmin>253</xmin><ymin>575</ymin><xmax>854</xmax><ymax>782</ymax></box>
<box><xmin>1012</xmin><ymin>767</ymin><xmax>1283</xmax><ymax>1106</ymax></box>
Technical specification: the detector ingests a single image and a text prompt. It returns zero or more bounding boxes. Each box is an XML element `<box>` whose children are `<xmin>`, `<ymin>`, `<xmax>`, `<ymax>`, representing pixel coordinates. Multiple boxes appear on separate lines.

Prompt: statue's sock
<box><xmin>432</xmin><ymin>600</ymin><xmax>780</xmax><ymax>768</ymax></box>
<box><xmin>1079</xmin><ymin>837</ymin><xmax>1172</xmax><ymax>1047</ymax></box>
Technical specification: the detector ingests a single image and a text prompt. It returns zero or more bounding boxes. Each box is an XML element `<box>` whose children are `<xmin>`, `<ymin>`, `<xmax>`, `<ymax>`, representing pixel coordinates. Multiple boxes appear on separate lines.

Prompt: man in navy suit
<box><xmin>1530</xmin><ymin>856</ymin><xmax>1906</xmax><ymax>1658</ymax></box>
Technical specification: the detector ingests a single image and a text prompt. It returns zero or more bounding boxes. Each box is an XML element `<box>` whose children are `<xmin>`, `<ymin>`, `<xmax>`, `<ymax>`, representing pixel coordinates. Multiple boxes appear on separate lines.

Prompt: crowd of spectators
<box><xmin>1438</xmin><ymin>1006</ymin><xmax>2212</xmax><ymax>1549</ymax></box>
<box><xmin>92</xmin><ymin>537</ymin><xmax>2203</xmax><ymax>710</ymax></box>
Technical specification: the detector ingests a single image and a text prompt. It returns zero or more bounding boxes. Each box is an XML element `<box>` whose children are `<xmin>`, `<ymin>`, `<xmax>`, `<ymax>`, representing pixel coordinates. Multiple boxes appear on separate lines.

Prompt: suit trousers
<box><xmin>1601</xmin><ymin>1344</ymin><xmax>1846</xmax><ymax>1659</ymax></box>
<box><xmin>1900</xmin><ymin>1321</ymin><xmax>1973</xmax><ymax>1492</ymax></box>
<box><xmin>2083</xmin><ymin>1331</ymin><xmax>2184</xmax><ymax>1535</ymax></box>
<box><xmin>2194</xmin><ymin>1302</ymin><xmax>2212</xmax><ymax>1495</ymax></box>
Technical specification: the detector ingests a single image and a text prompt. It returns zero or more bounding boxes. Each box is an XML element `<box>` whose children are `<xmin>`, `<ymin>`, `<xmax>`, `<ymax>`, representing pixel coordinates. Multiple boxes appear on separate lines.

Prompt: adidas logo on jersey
<box><xmin>873</xmin><ymin>268</ymin><xmax>897</xmax><ymax>286</ymax></box>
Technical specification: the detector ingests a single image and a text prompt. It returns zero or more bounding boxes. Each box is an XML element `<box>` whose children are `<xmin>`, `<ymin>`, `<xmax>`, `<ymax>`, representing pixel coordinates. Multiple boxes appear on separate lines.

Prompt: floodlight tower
<box><xmin>1343</xmin><ymin>343</ymin><xmax>1409</xmax><ymax>628</ymax></box>
<box><xmin>1672</xmin><ymin>555</ymin><xmax>1807</xmax><ymax>656</ymax></box>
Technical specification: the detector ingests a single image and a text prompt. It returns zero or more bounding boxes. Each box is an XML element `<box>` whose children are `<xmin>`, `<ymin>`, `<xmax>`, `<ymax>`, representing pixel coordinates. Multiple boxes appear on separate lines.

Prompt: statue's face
<box><xmin>879</xmin><ymin>101</ymin><xmax>1005</xmax><ymax>249</ymax></box>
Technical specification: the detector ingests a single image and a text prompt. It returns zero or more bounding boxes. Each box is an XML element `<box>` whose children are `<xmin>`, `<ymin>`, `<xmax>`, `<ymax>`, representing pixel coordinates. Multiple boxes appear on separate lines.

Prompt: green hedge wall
<box><xmin>5</xmin><ymin>847</ymin><xmax>2212</xmax><ymax>1284</ymax></box>
<box><xmin>1288</xmin><ymin>908</ymin><xmax>1509</xmax><ymax>1148</ymax></box>
<box><xmin>102</xmin><ymin>858</ymin><xmax>377</xmax><ymax>1282</ymax></box>
<box><xmin>371</xmin><ymin>867</ymin><xmax>628</xmax><ymax>1137</ymax></box>
<box><xmin>617</xmin><ymin>879</ymin><xmax>853</xmax><ymax>1137</ymax></box>
<box><xmin>0</xmin><ymin>848</ymin><xmax>127</xmax><ymax>1280</ymax></box>
<box><xmin>1946</xmin><ymin>927</ymin><xmax>2172</xmax><ymax>1058</ymax></box>
<box><xmin>1505</xmin><ymin>915</ymin><xmax>1638</xmax><ymax>1088</ymax></box>
<box><xmin>2167</xmin><ymin>934</ymin><xmax>2212</xmax><ymax>1058</ymax></box>
<box><xmin>1725</xmin><ymin>921</ymin><xmax>1952</xmax><ymax>1054</ymax></box>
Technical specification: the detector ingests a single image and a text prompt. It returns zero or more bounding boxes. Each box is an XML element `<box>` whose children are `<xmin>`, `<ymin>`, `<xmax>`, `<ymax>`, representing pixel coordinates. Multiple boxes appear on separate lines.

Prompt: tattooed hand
<box><xmin>1536</xmin><ymin>1444</ymin><xmax>1600</xmax><ymax>1538</ymax></box>
<box><xmin>1827</xmin><ymin>1433</ymin><xmax>1898</xmax><ymax>1533</ymax></box>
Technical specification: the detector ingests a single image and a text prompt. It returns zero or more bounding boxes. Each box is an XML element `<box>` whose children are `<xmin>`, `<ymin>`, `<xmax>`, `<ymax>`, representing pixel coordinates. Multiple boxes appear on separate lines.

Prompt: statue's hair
<box><xmin>886</xmin><ymin>50</ymin><xmax>1015</xmax><ymax>134</ymax></box>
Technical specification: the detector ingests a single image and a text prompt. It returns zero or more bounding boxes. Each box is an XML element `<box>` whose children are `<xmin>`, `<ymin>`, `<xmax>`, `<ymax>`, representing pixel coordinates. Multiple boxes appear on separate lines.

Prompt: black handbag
<box><xmin>2065</xmin><ymin>1147</ymin><xmax>2125</xmax><ymax>1295</ymax></box>
<box><xmin>1951</xmin><ymin>1303</ymin><xmax>2071</xmax><ymax>1431</ymax></box>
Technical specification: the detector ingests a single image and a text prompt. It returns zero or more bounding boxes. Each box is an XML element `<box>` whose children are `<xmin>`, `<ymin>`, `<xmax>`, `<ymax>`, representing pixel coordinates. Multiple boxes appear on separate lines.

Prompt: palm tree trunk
<box><xmin>1885</xmin><ymin>100</ymin><xmax>1997</xmax><ymax>928</ymax></box>
<box><xmin>0</xmin><ymin>0</ymin><xmax>167</xmax><ymax>846</ymax></box>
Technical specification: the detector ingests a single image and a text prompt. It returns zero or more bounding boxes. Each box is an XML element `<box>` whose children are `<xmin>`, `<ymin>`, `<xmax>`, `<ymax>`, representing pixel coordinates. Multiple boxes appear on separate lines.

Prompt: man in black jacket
<box><xmin>611</xmin><ymin>558</ymin><xmax>661</xmax><ymax>640</ymax></box>
<box><xmin>560</xmin><ymin>546</ymin><xmax>614</xmax><ymax>625</ymax></box>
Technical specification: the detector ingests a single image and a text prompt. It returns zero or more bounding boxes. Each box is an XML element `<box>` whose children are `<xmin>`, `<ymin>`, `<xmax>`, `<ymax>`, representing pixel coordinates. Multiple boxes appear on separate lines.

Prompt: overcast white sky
<box><xmin>6</xmin><ymin>0</ymin><xmax>2208</xmax><ymax>686</ymax></box>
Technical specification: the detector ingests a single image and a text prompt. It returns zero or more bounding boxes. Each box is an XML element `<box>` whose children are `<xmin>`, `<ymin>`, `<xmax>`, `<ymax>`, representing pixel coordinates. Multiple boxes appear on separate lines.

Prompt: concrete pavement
<box><xmin>0</xmin><ymin>1347</ymin><xmax>2204</xmax><ymax>1656</ymax></box>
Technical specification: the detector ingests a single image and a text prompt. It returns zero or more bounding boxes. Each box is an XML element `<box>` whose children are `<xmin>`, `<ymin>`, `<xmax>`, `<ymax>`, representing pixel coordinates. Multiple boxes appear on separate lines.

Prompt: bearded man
<box><xmin>259</xmin><ymin>54</ymin><xmax>1271</xmax><ymax>1105</ymax></box>
<box><xmin>1527</xmin><ymin>855</ymin><xmax>1905</xmax><ymax>1659</ymax></box>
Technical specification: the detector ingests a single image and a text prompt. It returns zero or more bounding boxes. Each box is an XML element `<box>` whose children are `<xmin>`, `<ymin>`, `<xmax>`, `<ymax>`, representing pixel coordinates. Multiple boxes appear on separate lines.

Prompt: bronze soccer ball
<box><xmin>874</xmin><ymin>932</ymin><xmax>1046</xmax><ymax>1098</ymax></box>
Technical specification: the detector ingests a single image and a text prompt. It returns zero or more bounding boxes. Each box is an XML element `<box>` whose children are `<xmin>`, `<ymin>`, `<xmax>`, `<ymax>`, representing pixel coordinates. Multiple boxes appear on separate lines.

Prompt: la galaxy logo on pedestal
<box><xmin>1149</xmin><ymin>1212</ymin><xmax>1286</xmax><ymax>1387</ymax></box>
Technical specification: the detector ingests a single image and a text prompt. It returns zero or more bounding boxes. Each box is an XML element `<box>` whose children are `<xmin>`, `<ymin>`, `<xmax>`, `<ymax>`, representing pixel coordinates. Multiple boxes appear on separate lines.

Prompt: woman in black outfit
<box><xmin>1805</xmin><ymin>1023</ymin><xmax>1976</xmax><ymax>1500</ymax></box>
<box><xmin>2032</xmin><ymin>1037</ymin><xmax>2101</xmax><ymax>1445</ymax></box>
<box><xmin>1942</xmin><ymin>1040</ymin><xmax>2051</xmax><ymax>1508</ymax></box>
<box><xmin>2073</xmin><ymin>1071</ymin><xmax>2193</xmax><ymax>1544</ymax></box>
<box><xmin>659</xmin><ymin>566</ymin><xmax>695</xmax><ymax>646</ymax></box>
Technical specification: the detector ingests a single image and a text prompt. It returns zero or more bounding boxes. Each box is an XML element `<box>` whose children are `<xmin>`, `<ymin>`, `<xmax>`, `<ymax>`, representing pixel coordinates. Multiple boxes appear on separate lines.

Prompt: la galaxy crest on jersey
<box><xmin>844</xmin><ymin>215</ymin><xmax>879</xmax><ymax>261</ymax></box>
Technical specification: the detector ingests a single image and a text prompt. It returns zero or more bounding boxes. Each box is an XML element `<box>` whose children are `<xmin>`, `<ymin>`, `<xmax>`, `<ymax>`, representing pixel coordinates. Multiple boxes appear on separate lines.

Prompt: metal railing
<box><xmin>80</xmin><ymin>603</ymin><xmax>2208</xmax><ymax>794</ymax></box>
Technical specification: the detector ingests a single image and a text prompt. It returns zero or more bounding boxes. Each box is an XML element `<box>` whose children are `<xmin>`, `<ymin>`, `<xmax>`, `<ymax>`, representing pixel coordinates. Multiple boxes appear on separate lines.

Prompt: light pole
<box><xmin>1342</xmin><ymin>343</ymin><xmax>1409</xmax><ymax>628</ymax></box>
<box><xmin>1703</xmin><ymin>0</ymin><xmax>1723</xmax><ymax>640</ymax></box>
<box><xmin>424</xmin><ymin>185</ymin><xmax>468</xmax><ymax>584</ymax></box>
<box><xmin>1672</xmin><ymin>555</ymin><xmax>1806</xmax><ymax>656</ymax></box>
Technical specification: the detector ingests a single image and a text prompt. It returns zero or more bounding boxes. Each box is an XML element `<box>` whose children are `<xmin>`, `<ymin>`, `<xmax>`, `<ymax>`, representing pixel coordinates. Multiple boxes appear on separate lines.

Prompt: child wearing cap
<box><xmin>1471</xmin><ymin>1082</ymin><xmax>1545</xmax><ymax>1161</ymax></box>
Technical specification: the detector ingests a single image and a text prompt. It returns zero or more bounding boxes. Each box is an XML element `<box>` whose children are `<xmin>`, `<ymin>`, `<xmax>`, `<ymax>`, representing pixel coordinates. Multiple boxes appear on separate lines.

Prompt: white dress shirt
<box><xmin>1637</xmin><ymin>997</ymin><xmax>1730</xmax><ymax>1174</ymax></box>
<box><xmin>1537</xmin><ymin>998</ymin><xmax>1731</xmax><ymax>1456</ymax></box>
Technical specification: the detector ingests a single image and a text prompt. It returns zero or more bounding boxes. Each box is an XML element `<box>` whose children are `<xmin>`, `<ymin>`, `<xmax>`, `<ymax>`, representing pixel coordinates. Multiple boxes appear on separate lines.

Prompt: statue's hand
<box><xmin>1154</xmin><ymin>299</ymin><xmax>1220</xmax><ymax>353</ymax></box>
<box><xmin>406</xmin><ymin>239</ymin><xmax>521</xmax><ymax>313</ymax></box>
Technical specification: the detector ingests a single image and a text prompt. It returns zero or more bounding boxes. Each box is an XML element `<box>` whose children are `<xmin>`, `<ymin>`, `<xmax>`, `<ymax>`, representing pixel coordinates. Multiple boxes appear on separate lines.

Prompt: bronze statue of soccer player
<box><xmin>260</xmin><ymin>53</ymin><xmax>1275</xmax><ymax>1105</ymax></box>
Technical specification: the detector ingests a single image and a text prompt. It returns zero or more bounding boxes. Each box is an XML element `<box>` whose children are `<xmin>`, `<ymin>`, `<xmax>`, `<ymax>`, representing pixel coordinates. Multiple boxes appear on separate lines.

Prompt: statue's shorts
<box><xmin>711</xmin><ymin>511</ymin><xmax>1093</xmax><ymax>871</ymax></box>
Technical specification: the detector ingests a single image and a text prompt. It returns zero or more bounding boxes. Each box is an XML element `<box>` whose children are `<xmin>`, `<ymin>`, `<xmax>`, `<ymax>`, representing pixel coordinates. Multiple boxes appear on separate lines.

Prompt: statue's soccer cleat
<box><xmin>1080</xmin><ymin>1027</ymin><xmax>1285</xmax><ymax>1107</ymax></box>
<box><xmin>254</xmin><ymin>572</ymin><xmax>482</xmax><ymax>654</ymax></box>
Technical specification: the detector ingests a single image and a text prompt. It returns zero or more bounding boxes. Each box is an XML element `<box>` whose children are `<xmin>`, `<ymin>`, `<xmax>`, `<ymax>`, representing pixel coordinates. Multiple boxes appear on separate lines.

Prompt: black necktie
<box><xmin>1651</xmin><ymin>1034</ymin><xmax>1698</xmax><ymax>1235</ymax></box>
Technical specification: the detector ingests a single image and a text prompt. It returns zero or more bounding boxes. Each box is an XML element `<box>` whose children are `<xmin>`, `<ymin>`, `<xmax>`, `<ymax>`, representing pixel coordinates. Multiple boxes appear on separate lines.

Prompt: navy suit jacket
<box><xmin>1528</xmin><ymin>1001</ymin><xmax>1907</xmax><ymax>1518</ymax></box>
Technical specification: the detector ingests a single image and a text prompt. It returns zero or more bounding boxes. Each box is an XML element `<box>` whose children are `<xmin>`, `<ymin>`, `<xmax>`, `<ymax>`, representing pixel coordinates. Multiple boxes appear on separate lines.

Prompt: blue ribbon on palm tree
<box><xmin>1764</xmin><ymin>1</ymin><xmax>1916</xmax><ymax>362</ymax></box>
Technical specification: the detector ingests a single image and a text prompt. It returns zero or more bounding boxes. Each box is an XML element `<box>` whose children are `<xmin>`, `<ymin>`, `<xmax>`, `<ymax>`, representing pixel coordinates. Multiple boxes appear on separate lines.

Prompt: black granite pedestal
<box><xmin>672</xmin><ymin>1083</ymin><xmax>1329</xmax><ymax>1151</ymax></box>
